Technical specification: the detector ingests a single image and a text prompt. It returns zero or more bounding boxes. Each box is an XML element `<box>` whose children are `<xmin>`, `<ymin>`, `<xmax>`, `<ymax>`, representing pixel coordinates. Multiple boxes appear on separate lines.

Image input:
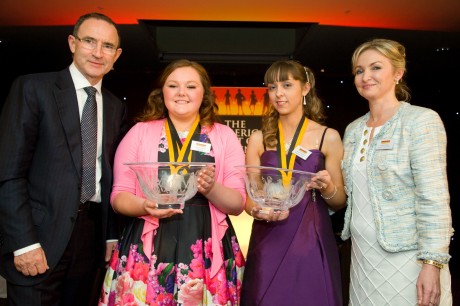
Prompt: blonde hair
<box><xmin>262</xmin><ymin>60</ymin><xmax>325</xmax><ymax>148</ymax></box>
<box><xmin>137</xmin><ymin>59</ymin><xmax>219</xmax><ymax>127</ymax></box>
<box><xmin>351</xmin><ymin>38</ymin><xmax>410</xmax><ymax>101</ymax></box>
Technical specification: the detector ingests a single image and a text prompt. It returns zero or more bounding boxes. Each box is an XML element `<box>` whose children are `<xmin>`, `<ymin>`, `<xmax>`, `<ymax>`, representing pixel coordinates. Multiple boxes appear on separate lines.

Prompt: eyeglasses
<box><xmin>74</xmin><ymin>35</ymin><xmax>118</xmax><ymax>55</ymax></box>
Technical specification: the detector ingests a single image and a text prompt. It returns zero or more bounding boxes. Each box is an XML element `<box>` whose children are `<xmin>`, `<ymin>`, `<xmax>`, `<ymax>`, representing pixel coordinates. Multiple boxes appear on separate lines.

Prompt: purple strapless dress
<box><xmin>240</xmin><ymin>150</ymin><xmax>342</xmax><ymax>306</ymax></box>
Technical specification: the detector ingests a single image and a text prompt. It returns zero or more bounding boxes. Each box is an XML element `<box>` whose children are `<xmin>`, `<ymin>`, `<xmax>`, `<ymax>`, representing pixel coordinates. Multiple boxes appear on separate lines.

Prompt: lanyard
<box><xmin>165</xmin><ymin>116</ymin><xmax>200</xmax><ymax>172</ymax></box>
<box><xmin>276</xmin><ymin>116</ymin><xmax>308</xmax><ymax>185</ymax></box>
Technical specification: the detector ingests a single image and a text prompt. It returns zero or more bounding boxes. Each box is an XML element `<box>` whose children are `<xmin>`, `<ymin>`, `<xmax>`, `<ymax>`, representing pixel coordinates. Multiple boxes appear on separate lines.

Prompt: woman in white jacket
<box><xmin>341</xmin><ymin>38</ymin><xmax>453</xmax><ymax>306</ymax></box>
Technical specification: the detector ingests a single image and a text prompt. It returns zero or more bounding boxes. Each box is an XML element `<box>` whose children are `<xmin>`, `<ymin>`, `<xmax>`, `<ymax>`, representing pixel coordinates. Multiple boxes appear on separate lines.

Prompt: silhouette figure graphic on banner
<box><xmin>262</xmin><ymin>89</ymin><xmax>270</xmax><ymax>115</ymax></box>
<box><xmin>249</xmin><ymin>90</ymin><xmax>257</xmax><ymax>115</ymax></box>
<box><xmin>224</xmin><ymin>89</ymin><xmax>231</xmax><ymax>114</ymax></box>
<box><xmin>235</xmin><ymin>89</ymin><xmax>246</xmax><ymax>115</ymax></box>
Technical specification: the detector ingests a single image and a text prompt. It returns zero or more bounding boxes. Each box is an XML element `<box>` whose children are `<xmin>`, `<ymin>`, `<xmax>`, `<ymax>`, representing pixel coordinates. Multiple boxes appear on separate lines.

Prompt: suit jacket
<box><xmin>340</xmin><ymin>102</ymin><xmax>453</xmax><ymax>263</ymax></box>
<box><xmin>0</xmin><ymin>68</ymin><xmax>128</xmax><ymax>285</ymax></box>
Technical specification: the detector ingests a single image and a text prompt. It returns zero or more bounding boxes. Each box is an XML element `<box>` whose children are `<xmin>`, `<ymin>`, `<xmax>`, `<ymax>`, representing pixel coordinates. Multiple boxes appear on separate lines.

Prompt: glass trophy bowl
<box><xmin>237</xmin><ymin>165</ymin><xmax>316</xmax><ymax>212</ymax></box>
<box><xmin>124</xmin><ymin>162</ymin><xmax>214</xmax><ymax>209</ymax></box>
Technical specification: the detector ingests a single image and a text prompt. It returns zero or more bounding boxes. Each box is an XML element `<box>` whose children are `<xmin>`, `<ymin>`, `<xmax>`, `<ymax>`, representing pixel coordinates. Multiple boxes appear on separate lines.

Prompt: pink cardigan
<box><xmin>111</xmin><ymin>119</ymin><xmax>246</xmax><ymax>277</ymax></box>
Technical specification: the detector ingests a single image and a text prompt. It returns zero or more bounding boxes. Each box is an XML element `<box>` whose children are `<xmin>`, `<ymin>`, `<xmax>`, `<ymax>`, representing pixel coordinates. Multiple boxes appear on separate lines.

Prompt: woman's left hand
<box><xmin>197</xmin><ymin>165</ymin><xmax>215</xmax><ymax>195</ymax></box>
<box><xmin>307</xmin><ymin>170</ymin><xmax>332</xmax><ymax>191</ymax></box>
<box><xmin>416</xmin><ymin>264</ymin><xmax>441</xmax><ymax>306</ymax></box>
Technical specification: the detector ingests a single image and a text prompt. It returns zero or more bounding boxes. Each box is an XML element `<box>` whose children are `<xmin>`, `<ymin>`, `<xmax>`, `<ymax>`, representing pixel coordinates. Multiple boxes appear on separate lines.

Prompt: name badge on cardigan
<box><xmin>376</xmin><ymin>139</ymin><xmax>393</xmax><ymax>150</ymax></box>
<box><xmin>191</xmin><ymin>140</ymin><xmax>211</xmax><ymax>154</ymax></box>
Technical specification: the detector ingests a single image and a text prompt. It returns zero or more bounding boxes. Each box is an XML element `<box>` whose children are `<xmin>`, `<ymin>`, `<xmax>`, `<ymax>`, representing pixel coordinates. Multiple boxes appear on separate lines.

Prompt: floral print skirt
<box><xmin>99</xmin><ymin>201</ymin><xmax>245</xmax><ymax>306</ymax></box>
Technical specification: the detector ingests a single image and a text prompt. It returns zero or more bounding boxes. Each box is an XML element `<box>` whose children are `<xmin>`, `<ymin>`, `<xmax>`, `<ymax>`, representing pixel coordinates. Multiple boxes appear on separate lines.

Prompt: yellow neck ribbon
<box><xmin>277</xmin><ymin>116</ymin><xmax>308</xmax><ymax>186</ymax></box>
<box><xmin>164</xmin><ymin>115</ymin><xmax>200</xmax><ymax>173</ymax></box>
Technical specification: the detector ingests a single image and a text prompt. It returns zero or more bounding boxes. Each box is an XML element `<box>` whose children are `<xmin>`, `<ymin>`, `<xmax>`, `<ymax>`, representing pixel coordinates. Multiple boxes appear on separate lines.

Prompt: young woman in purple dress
<box><xmin>240</xmin><ymin>60</ymin><xmax>346</xmax><ymax>306</ymax></box>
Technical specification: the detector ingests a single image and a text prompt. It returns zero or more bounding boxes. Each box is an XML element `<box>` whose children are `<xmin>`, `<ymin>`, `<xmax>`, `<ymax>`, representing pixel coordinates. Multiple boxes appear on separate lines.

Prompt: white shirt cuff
<box><xmin>14</xmin><ymin>243</ymin><xmax>41</xmax><ymax>256</ymax></box>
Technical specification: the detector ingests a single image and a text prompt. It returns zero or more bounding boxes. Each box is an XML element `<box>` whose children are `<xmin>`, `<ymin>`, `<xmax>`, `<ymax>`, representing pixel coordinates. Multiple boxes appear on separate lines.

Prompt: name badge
<box><xmin>292</xmin><ymin>146</ymin><xmax>312</xmax><ymax>160</ymax></box>
<box><xmin>191</xmin><ymin>140</ymin><xmax>211</xmax><ymax>153</ymax></box>
<box><xmin>376</xmin><ymin>139</ymin><xmax>393</xmax><ymax>150</ymax></box>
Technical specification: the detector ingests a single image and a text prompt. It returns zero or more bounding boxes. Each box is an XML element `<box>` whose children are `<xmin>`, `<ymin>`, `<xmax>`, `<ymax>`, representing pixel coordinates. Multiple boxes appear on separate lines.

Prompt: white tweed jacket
<box><xmin>341</xmin><ymin>102</ymin><xmax>453</xmax><ymax>263</ymax></box>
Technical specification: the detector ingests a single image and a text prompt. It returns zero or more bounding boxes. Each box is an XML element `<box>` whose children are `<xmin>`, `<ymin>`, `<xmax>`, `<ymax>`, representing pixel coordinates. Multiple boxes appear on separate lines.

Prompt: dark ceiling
<box><xmin>2</xmin><ymin>21</ymin><xmax>458</xmax><ymax>82</ymax></box>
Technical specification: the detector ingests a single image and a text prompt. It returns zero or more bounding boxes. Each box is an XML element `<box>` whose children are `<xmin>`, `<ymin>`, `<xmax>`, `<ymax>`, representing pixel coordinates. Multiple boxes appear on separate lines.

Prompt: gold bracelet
<box><xmin>321</xmin><ymin>185</ymin><xmax>337</xmax><ymax>200</ymax></box>
<box><xmin>422</xmin><ymin>259</ymin><xmax>444</xmax><ymax>269</ymax></box>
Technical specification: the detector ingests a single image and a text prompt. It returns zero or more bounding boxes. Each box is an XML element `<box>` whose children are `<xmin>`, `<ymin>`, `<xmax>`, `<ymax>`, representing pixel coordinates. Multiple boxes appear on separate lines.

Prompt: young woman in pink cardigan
<box><xmin>99</xmin><ymin>59</ymin><xmax>246</xmax><ymax>305</ymax></box>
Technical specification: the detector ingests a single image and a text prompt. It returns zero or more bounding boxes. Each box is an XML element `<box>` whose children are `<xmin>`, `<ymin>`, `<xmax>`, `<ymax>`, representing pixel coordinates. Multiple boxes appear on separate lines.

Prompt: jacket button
<box><xmin>382</xmin><ymin>190</ymin><xmax>393</xmax><ymax>200</ymax></box>
<box><xmin>378</xmin><ymin>161</ymin><xmax>388</xmax><ymax>170</ymax></box>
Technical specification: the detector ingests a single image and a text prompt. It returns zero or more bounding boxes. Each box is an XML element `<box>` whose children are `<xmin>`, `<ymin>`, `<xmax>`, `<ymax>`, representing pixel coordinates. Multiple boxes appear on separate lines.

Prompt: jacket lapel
<box><xmin>101</xmin><ymin>88</ymin><xmax>115</xmax><ymax>162</ymax></box>
<box><xmin>53</xmin><ymin>69</ymin><xmax>82</xmax><ymax>176</ymax></box>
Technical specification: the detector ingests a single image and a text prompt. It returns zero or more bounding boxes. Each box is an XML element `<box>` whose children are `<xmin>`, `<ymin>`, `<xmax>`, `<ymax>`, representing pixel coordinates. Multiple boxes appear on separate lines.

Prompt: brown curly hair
<box><xmin>262</xmin><ymin>60</ymin><xmax>325</xmax><ymax>148</ymax></box>
<box><xmin>136</xmin><ymin>59</ymin><xmax>219</xmax><ymax>127</ymax></box>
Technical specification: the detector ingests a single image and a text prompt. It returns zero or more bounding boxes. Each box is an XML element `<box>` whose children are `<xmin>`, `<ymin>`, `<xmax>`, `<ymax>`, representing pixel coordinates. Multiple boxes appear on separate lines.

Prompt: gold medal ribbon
<box><xmin>277</xmin><ymin>116</ymin><xmax>308</xmax><ymax>186</ymax></box>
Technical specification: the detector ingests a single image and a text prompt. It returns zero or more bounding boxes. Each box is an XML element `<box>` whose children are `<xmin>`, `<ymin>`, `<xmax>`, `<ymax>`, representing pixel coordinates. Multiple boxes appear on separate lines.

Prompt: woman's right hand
<box><xmin>143</xmin><ymin>199</ymin><xmax>183</xmax><ymax>218</ymax></box>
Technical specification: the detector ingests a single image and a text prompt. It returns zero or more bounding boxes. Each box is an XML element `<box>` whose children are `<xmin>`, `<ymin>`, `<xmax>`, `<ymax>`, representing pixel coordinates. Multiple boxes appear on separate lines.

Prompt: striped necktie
<box><xmin>80</xmin><ymin>86</ymin><xmax>98</xmax><ymax>203</ymax></box>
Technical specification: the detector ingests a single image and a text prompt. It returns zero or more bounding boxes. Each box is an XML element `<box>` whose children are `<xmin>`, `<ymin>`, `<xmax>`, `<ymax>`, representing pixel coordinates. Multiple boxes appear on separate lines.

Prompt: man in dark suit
<box><xmin>0</xmin><ymin>12</ymin><xmax>128</xmax><ymax>305</ymax></box>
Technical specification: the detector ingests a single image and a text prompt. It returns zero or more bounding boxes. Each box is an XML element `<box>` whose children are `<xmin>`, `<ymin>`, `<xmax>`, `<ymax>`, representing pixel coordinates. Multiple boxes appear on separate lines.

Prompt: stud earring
<box><xmin>303</xmin><ymin>95</ymin><xmax>306</xmax><ymax>105</ymax></box>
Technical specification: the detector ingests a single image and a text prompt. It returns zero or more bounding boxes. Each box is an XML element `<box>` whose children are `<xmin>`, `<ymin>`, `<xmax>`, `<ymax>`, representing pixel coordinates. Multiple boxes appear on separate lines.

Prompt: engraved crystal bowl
<box><xmin>124</xmin><ymin>162</ymin><xmax>214</xmax><ymax>209</ymax></box>
<box><xmin>237</xmin><ymin>165</ymin><xmax>316</xmax><ymax>212</ymax></box>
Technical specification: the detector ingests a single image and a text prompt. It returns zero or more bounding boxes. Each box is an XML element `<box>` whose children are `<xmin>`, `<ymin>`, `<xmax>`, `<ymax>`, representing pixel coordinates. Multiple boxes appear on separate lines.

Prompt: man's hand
<box><xmin>14</xmin><ymin>247</ymin><xmax>49</xmax><ymax>276</ymax></box>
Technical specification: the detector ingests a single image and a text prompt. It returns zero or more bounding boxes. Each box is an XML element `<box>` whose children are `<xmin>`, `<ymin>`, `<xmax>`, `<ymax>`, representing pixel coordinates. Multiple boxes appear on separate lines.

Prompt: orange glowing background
<box><xmin>1</xmin><ymin>0</ymin><xmax>459</xmax><ymax>32</ymax></box>
<box><xmin>213</xmin><ymin>87</ymin><xmax>268</xmax><ymax>116</ymax></box>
